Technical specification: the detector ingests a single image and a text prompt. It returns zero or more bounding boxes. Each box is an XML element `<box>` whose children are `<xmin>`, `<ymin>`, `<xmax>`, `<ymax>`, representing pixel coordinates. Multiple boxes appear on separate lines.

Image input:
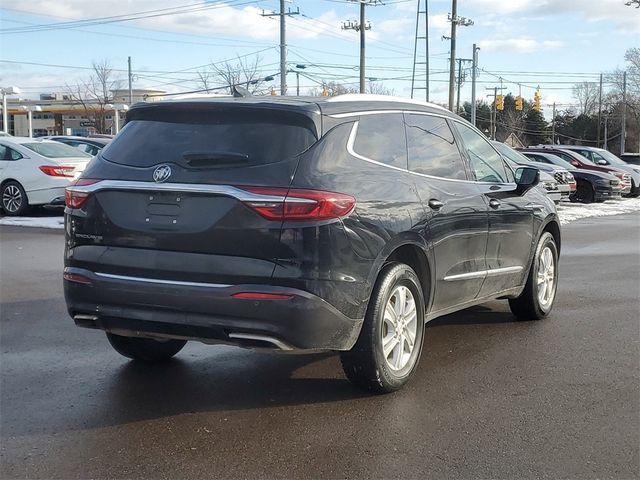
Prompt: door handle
<box><xmin>428</xmin><ymin>199</ymin><xmax>444</xmax><ymax>211</ymax></box>
<box><xmin>489</xmin><ymin>199</ymin><xmax>500</xmax><ymax>209</ymax></box>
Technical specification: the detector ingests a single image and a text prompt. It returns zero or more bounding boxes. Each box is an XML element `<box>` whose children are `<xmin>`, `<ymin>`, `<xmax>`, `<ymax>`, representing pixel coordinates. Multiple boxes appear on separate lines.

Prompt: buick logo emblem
<box><xmin>153</xmin><ymin>165</ymin><xmax>171</xmax><ymax>183</ymax></box>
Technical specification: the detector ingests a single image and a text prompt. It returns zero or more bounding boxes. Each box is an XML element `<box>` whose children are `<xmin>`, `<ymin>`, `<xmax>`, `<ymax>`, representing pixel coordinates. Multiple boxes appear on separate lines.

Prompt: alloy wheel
<box><xmin>2</xmin><ymin>185</ymin><xmax>23</xmax><ymax>214</ymax></box>
<box><xmin>381</xmin><ymin>285</ymin><xmax>418</xmax><ymax>371</ymax></box>
<box><xmin>537</xmin><ymin>246</ymin><xmax>556</xmax><ymax>309</ymax></box>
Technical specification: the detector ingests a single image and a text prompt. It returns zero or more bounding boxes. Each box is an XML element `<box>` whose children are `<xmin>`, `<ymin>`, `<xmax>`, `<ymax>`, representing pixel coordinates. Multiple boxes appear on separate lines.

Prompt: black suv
<box><xmin>64</xmin><ymin>95</ymin><xmax>560</xmax><ymax>392</ymax></box>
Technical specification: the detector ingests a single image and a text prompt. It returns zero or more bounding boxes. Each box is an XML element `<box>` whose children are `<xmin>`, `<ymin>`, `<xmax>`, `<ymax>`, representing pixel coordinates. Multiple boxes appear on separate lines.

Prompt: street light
<box><xmin>292</xmin><ymin>64</ymin><xmax>307</xmax><ymax>96</ymax></box>
<box><xmin>1</xmin><ymin>86</ymin><xmax>21</xmax><ymax>134</ymax></box>
<box><xmin>20</xmin><ymin>105</ymin><xmax>42</xmax><ymax>138</ymax></box>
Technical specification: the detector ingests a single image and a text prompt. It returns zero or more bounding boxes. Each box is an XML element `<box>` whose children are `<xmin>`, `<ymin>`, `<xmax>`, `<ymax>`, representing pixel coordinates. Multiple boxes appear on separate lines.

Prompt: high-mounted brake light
<box><xmin>39</xmin><ymin>165</ymin><xmax>75</xmax><ymax>177</ymax></box>
<box><xmin>238</xmin><ymin>186</ymin><xmax>356</xmax><ymax>221</ymax></box>
<box><xmin>65</xmin><ymin>178</ymin><xmax>100</xmax><ymax>209</ymax></box>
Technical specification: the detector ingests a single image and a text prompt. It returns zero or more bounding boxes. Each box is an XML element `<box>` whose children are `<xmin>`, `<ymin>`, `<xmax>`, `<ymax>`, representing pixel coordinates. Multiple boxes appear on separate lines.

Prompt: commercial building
<box><xmin>1</xmin><ymin>88</ymin><xmax>166</xmax><ymax>137</ymax></box>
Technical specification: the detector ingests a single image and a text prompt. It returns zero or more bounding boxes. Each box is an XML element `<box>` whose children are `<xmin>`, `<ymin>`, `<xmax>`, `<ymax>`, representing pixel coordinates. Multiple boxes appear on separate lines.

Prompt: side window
<box><xmin>0</xmin><ymin>145</ymin><xmax>23</xmax><ymax>161</ymax></box>
<box><xmin>528</xmin><ymin>154</ymin><xmax>548</xmax><ymax>163</ymax></box>
<box><xmin>353</xmin><ymin>113</ymin><xmax>407</xmax><ymax>169</ymax></box>
<box><xmin>405</xmin><ymin>114</ymin><xmax>466</xmax><ymax>180</ymax></box>
<box><xmin>452</xmin><ymin>122</ymin><xmax>509</xmax><ymax>183</ymax></box>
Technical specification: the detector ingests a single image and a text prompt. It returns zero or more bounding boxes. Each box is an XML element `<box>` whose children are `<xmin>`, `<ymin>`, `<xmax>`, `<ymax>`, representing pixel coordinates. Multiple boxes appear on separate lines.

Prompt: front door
<box><xmin>451</xmin><ymin>123</ymin><xmax>534</xmax><ymax>296</ymax></box>
<box><xmin>404</xmin><ymin>113</ymin><xmax>489</xmax><ymax>312</ymax></box>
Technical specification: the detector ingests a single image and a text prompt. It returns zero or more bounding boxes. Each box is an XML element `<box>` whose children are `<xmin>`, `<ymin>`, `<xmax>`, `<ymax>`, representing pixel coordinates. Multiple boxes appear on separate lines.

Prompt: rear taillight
<box><xmin>237</xmin><ymin>186</ymin><xmax>356</xmax><ymax>221</ymax></box>
<box><xmin>63</xmin><ymin>272</ymin><xmax>92</xmax><ymax>285</ymax></box>
<box><xmin>65</xmin><ymin>178</ymin><xmax>100</xmax><ymax>209</ymax></box>
<box><xmin>39</xmin><ymin>165</ymin><xmax>75</xmax><ymax>177</ymax></box>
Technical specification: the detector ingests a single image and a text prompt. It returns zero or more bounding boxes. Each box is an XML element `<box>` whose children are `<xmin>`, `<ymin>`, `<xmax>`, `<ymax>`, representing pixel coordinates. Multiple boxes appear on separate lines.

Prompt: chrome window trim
<box><xmin>94</xmin><ymin>272</ymin><xmax>231</xmax><ymax>289</ymax></box>
<box><xmin>444</xmin><ymin>265</ymin><xmax>523</xmax><ymax>282</ymax></box>
<box><xmin>346</xmin><ymin>121</ymin><xmax>517</xmax><ymax>187</ymax></box>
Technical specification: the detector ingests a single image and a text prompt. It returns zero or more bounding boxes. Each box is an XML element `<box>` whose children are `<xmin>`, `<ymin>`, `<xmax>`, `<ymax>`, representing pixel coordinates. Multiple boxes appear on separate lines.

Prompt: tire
<box><xmin>340</xmin><ymin>262</ymin><xmax>425</xmax><ymax>393</ymax></box>
<box><xmin>106</xmin><ymin>333</ymin><xmax>186</xmax><ymax>362</ymax></box>
<box><xmin>509</xmin><ymin>232</ymin><xmax>559</xmax><ymax>320</ymax></box>
<box><xmin>1</xmin><ymin>181</ymin><xmax>29</xmax><ymax>216</ymax></box>
<box><xmin>573</xmin><ymin>182</ymin><xmax>594</xmax><ymax>203</ymax></box>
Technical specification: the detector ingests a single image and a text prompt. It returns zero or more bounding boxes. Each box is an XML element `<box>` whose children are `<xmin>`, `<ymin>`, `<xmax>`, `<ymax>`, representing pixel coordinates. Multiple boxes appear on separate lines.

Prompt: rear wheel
<box><xmin>106</xmin><ymin>333</ymin><xmax>186</xmax><ymax>362</ymax></box>
<box><xmin>509</xmin><ymin>232</ymin><xmax>558</xmax><ymax>320</ymax></box>
<box><xmin>341</xmin><ymin>263</ymin><xmax>425</xmax><ymax>393</ymax></box>
<box><xmin>1</xmin><ymin>181</ymin><xmax>29</xmax><ymax>216</ymax></box>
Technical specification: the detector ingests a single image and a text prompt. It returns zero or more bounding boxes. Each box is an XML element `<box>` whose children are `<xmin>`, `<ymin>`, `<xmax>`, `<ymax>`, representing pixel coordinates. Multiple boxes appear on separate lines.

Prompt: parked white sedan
<box><xmin>0</xmin><ymin>137</ymin><xmax>92</xmax><ymax>215</ymax></box>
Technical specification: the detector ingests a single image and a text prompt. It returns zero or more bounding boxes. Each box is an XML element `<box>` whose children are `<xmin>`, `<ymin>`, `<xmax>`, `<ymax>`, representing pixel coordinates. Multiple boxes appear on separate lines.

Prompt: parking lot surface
<box><xmin>1</xmin><ymin>214</ymin><xmax>639</xmax><ymax>479</ymax></box>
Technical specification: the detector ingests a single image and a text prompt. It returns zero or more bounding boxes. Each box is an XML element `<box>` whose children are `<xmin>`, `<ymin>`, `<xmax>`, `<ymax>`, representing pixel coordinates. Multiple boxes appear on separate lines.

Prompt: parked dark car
<box><xmin>521</xmin><ymin>150</ymin><xmax>622</xmax><ymax>203</ymax></box>
<box><xmin>621</xmin><ymin>153</ymin><xmax>640</xmax><ymax>166</ymax></box>
<box><xmin>547</xmin><ymin>145</ymin><xmax>640</xmax><ymax>197</ymax></box>
<box><xmin>525</xmin><ymin>146</ymin><xmax>632</xmax><ymax>195</ymax></box>
<box><xmin>46</xmin><ymin>136</ymin><xmax>111</xmax><ymax>156</ymax></box>
<box><xmin>64</xmin><ymin>95</ymin><xmax>561</xmax><ymax>392</ymax></box>
<box><xmin>492</xmin><ymin>141</ymin><xmax>575</xmax><ymax>202</ymax></box>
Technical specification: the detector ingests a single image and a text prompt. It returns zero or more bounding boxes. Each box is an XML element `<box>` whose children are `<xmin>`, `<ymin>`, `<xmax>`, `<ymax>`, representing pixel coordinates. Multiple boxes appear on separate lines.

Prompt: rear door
<box><xmin>451</xmin><ymin>121</ymin><xmax>534</xmax><ymax>296</ymax></box>
<box><xmin>66</xmin><ymin>104</ymin><xmax>320</xmax><ymax>285</ymax></box>
<box><xmin>404</xmin><ymin>113</ymin><xmax>489</xmax><ymax>312</ymax></box>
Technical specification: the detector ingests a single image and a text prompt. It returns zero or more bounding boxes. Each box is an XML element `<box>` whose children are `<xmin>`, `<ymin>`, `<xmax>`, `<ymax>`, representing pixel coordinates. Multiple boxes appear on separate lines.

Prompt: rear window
<box><xmin>23</xmin><ymin>142</ymin><xmax>91</xmax><ymax>158</ymax></box>
<box><xmin>101</xmin><ymin>107</ymin><xmax>318</xmax><ymax>168</ymax></box>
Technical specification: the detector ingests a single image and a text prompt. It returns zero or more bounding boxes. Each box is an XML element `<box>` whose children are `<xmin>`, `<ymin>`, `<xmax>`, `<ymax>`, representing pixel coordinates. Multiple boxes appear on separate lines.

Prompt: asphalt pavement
<box><xmin>1</xmin><ymin>214</ymin><xmax>639</xmax><ymax>479</ymax></box>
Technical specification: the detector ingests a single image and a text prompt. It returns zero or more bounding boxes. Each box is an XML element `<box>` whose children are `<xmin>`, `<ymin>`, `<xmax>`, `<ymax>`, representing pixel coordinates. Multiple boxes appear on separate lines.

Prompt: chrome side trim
<box><xmin>443</xmin><ymin>265</ymin><xmax>523</xmax><ymax>282</ymax></box>
<box><xmin>94</xmin><ymin>272</ymin><xmax>231</xmax><ymax>289</ymax></box>
<box><xmin>228</xmin><ymin>333</ymin><xmax>294</xmax><ymax>351</ymax></box>
<box><xmin>67</xmin><ymin>180</ymin><xmax>316</xmax><ymax>204</ymax></box>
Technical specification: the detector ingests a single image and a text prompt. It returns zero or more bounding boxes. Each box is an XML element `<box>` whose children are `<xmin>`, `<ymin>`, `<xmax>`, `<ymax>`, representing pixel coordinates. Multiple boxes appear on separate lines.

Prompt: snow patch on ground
<box><xmin>0</xmin><ymin>215</ymin><xmax>65</xmax><ymax>229</ymax></box>
<box><xmin>557</xmin><ymin>197</ymin><xmax>640</xmax><ymax>225</ymax></box>
<box><xmin>1</xmin><ymin>198</ymin><xmax>639</xmax><ymax>230</ymax></box>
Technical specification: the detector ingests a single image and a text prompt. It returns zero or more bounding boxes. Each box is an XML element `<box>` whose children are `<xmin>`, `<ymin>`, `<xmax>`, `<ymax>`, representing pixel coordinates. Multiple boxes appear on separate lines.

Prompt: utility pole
<box><xmin>455</xmin><ymin>57</ymin><xmax>472</xmax><ymax>114</ymax></box>
<box><xmin>411</xmin><ymin>0</ymin><xmax>429</xmax><ymax>101</ymax></box>
<box><xmin>128</xmin><ymin>56</ymin><xmax>133</xmax><ymax>104</ymax></box>
<box><xmin>343</xmin><ymin>1</ymin><xmax>380</xmax><ymax>94</ymax></box>
<box><xmin>552</xmin><ymin>102</ymin><xmax>557</xmax><ymax>144</ymax></box>
<box><xmin>262</xmin><ymin>1</ymin><xmax>299</xmax><ymax>95</ymax></box>
<box><xmin>492</xmin><ymin>86</ymin><xmax>497</xmax><ymax>140</ymax></box>
<box><xmin>471</xmin><ymin>44</ymin><xmax>479</xmax><ymax>126</ymax></box>
<box><xmin>604</xmin><ymin>115</ymin><xmax>608</xmax><ymax>150</ymax></box>
<box><xmin>621</xmin><ymin>71</ymin><xmax>627</xmax><ymax>153</ymax></box>
<box><xmin>597</xmin><ymin>73</ymin><xmax>603</xmax><ymax>148</ymax></box>
<box><xmin>447</xmin><ymin>1</ymin><xmax>473</xmax><ymax>111</ymax></box>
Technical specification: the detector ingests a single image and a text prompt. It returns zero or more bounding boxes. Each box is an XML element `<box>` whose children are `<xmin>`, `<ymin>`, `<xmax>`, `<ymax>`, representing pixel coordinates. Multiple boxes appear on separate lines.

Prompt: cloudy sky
<box><xmin>0</xmin><ymin>0</ymin><xmax>638</xmax><ymax>111</ymax></box>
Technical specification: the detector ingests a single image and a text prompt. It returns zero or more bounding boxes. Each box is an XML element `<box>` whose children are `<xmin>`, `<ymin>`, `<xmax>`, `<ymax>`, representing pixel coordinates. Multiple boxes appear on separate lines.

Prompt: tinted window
<box><xmin>353</xmin><ymin>113</ymin><xmax>407</xmax><ymax>169</ymax></box>
<box><xmin>103</xmin><ymin>108</ymin><xmax>318</xmax><ymax>168</ymax></box>
<box><xmin>405</xmin><ymin>114</ymin><xmax>466</xmax><ymax>179</ymax></box>
<box><xmin>453</xmin><ymin>122</ymin><xmax>509</xmax><ymax>183</ymax></box>
<box><xmin>524</xmin><ymin>153</ymin><xmax>550</xmax><ymax>164</ymax></box>
<box><xmin>0</xmin><ymin>145</ymin><xmax>23</xmax><ymax>161</ymax></box>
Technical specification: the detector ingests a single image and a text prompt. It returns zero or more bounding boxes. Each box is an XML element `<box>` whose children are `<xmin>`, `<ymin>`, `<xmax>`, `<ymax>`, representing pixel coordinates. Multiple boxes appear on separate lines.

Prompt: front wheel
<box><xmin>509</xmin><ymin>232</ymin><xmax>559</xmax><ymax>320</ymax></box>
<box><xmin>106</xmin><ymin>333</ymin><xmax>186</xmax><ymax>362</ymax></box>
<box><xmin>340</xmin><ymin>263</ymin><xmax>425</xmax><ymax>393</ymax></box>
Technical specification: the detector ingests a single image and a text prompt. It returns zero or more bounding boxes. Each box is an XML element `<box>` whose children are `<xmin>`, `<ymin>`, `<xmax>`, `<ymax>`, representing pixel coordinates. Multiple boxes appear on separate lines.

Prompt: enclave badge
<box><xmin>153</xmin><ymin>165</ymin><xmax>172</xmax><ymax>183</ymax></box>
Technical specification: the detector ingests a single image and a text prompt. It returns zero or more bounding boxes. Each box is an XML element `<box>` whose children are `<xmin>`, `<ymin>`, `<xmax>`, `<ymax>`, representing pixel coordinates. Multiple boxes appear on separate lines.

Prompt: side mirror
<box><xmin>515</xmin><ymin>166</ymin><xmax>540</xmax><ymax>195</ymax></box>
<box><xmin>596</xmin><ymin>159</ymin><xmax>608</xmax><ymax>165</ymax></box>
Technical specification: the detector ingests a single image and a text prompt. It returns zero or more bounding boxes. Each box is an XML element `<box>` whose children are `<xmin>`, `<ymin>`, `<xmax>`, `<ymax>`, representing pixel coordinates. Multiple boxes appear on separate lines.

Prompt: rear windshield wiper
<box><xmin>182</xmin><ymin>151</ymin><xmax>250</xmax><ymax>168</ymax></box>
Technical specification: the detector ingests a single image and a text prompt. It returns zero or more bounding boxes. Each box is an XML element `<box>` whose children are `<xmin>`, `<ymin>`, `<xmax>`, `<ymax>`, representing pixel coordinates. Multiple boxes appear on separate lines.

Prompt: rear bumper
<box><xmin>63</xmin><ymin>267</ymin><xmax>363</xmax><ymax>351</ymax></box>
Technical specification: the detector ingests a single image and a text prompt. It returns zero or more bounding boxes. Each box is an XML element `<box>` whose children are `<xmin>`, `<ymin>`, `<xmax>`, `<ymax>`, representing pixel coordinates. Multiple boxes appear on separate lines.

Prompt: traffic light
<box><xmin>496</xmin><ymin>94</ymin><xmax>504</xmax><ymax>111</ymax></box>
<box><xmin>515</xmin><ymin>95</ymin><xmax>523</xmax><ymax>111</ymax></box>
<box><xmin>533</xmin><ymin>90</ymin><xmax>541</xmax><ymax>112</ymax></box>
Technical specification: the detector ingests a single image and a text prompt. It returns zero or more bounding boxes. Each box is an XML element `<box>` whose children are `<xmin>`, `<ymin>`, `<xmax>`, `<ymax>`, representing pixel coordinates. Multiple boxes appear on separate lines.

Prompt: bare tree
<box><xmin>196</xmin><ymin>70</ymin><xmax>214</xmax><ymax>93</ymax></box>
<box><xmin>572</xmin><ymin>81</ymin><xmax>599</xmax><ymax>115</ymax></box>
<box><xmin>309</xmin><ymin>80</ymin><xmax>393</xmax><ymax>97</ymax></box>
<box><xmin>65</xmin><ymin>60</ymin><xmax>122</xmax><ymax>134</ymax></box>
<box><xmin>210</xmin><ymin>55</ymin><xmax>265</xmax><ymax>94</ymax></box>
